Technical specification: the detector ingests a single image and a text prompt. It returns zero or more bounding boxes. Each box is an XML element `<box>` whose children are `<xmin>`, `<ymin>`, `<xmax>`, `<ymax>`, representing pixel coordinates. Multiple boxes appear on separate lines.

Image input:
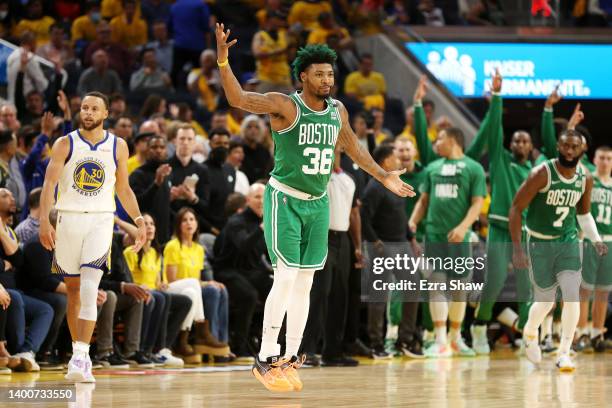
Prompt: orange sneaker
<box><xmin>281</xmin><ymin>355</ymin><xmax>306</xmax><ymax>391</ymax></box>
<box><xmin>252</xmin><ymin>356</ymin><xmax>294</xmax><ymax>392</ymax></box>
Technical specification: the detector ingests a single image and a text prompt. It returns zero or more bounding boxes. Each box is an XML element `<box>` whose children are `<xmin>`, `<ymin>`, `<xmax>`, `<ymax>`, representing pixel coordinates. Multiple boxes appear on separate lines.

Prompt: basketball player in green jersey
<box><xmin>510</xmin><ymin>129</ymin><xmax>608</xmax><ymax>372</ymax></box>
<box><xmin>215</xmin><ymin>24</ymin><xmax>414</xmax><ymax>392</ymax></box>
<box><xmin>576</xmin><ymin>146</ymin><xmax>612</xmax><ymax>352</ymax></box>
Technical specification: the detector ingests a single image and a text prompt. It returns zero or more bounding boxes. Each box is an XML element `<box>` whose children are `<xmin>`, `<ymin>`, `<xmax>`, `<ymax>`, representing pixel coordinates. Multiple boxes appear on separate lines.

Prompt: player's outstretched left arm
<box><xmin>115</xmin><ymin>138</ymin><xmax>146</xmax><ymax>252</ymax></box>
<box><xmin>577</xmin><ymin>175</ymin><xmax>608</xmax><ymax>257</ymax></box>
<box><xmin>336</xmin><ymin>102</ymin><xmax>415</xmax><ymax>198</ymax></box>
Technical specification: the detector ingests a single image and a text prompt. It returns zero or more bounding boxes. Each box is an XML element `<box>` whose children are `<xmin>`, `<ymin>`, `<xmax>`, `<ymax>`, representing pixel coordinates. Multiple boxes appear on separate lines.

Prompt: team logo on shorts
<box><xmin>73</xmin><ymin>158</ymin><xmax>105</xmax><ymax>196</ymax></box>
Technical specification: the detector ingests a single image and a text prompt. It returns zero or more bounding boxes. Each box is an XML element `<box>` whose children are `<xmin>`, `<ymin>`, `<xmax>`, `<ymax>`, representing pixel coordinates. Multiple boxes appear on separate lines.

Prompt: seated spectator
<box><xmin>307</xmin><ymin>12</ymin><xmax>353</xmax><ymax>49</ymax></box>
<box><xmin>123</xmin><ymin>213</ymin><xmax>191</xmax><ymax>366</ymax></box>
<box><xmin>112</xmin><ymin>115</ymin><xmax>134</xmax><ymax>142</ymax></box>
<box><xmin>175</xmin><ymin>103</ymin><xmax>206</xmax><ymax>138</ymax></box>
<box><xmin>84</xmin><ymin>21</ymin><xmax>133</xmax><ymax>80</ymax></box>
<box><xmin>127</xmin><ymin>131</ymin><xmax>152</xmax><ymax>174</ymax></box>
<box><xmin>108</xmin><ymin>93</ymin><xmax>127</xmax><ymax>122</ymax></box>
<box><xmin>466</xmin><ymin>0</ymin><xmax>506</xmax><ymax>26</ymax></box>
<box><xmin>212</xmin><ymin>183</ymin><xmax>272</xmax><ymax>360</ymax></box>
<box><xmin>71</xmin><ymin>0</ymin><xmax>103</xmax><ymax>49</ymax></box>
<box><xmin>96</xmin><ymin>231</ymin><xmax>154</xmax><ymax>368</ymax></box>
<box><xmin>7</xmin><ymin>31</ymin><xmax>48</xmax><ymax>106</ymax></box>
<box><xmin>0</xmin><ymin>104</ymin><xmax>21</xmax><ymax>134</ymax></box>
<box><xmin>140</xmin><ymin>94</ymin><xmax>167</xmax><ymax>122</ymax></box>
<box><xmin>288</xmin><ymin>0</ymin><xmax>333</xmax><ymax>31</ymax></box>
<box><xmin>36</xmin><ymin>24</ymin><xmax>77</xmax><ymax>69</ymax></box>
<box><xmin>0</xmin><ymin>188</ymin><xmax>51</xmax><ymax>372</ymax></box>
<box><xmin>110</xmin><ymin>0</ymin><xmax>148</xmax><ymax>50</ymax></box>
<box><xmin>187</xmin><ymin>50</ymin><xmax>220</xmax><ymax>114</ymax></box>
<box><xmin>371</xmin><ymin>108</ymin><xmax>393</xmax><ymax>145</ymax></box>
<box><xmin>18</xmin><ymin>208</ymin><xmax>66</xmax><ymax>367</ymax></box>
<box><xmin>0</xmin><ymin>287</ymin><xmax>20</xmax><ymax>373</ymax></box>
<box><xmin>15</xmin><ymin>187</ymin><xmax>41</xmax><ymax>244</ymax></box>
<box><xmin>12</xmin><ymin>0</ymin><xmax>55</xmax><ymax>48</ymax></box>
<box><xmin>139</xmin><ymin>119</ymin><xmax>161</xmax><ymax>137</ymax></box>
<box><xmin>147</xmin><ymin>20</ymin><xmax>173</xmax><ymax>75</ymax></box>
<box><xmin>0</xmin><ymin>130</ymin><xmax>25</xmax><ymax>220</ymax></box>
<box><xmin>344</xmin><ymin>53</ymin><xmax>386</xmax><ymax>110</ymax></box>
<box><xmin>204</xmin><ymin>128</ymin><xmax>236</xmax><ymax>232</ymax></box>
<box><xmin>142</xmin><ymin>0</ymin><xmax>170</xmax><ymax>36</ymax></box>
<box><xmin>77</xmin><ymin>49</ymin><xmax>123</xmax><ymax>96</ymax></box>
<box><xmin>255</xmin><ymin>0</ymin><xmax>286</xmax><ymax>28</ymax></box>
<box><xmin>239</xmin><ymin>115</ymin><xmax>272</xmax><ymax>184</ymax></box>
<box><xmin>169</xmin><ymin>0</ymin><xmax>212</xmax><ymax>86</ymax></box>
<box><xmin>252</xmin><ymin>11</ymin><xmax>293</xmax><ymax>94</ymax></box>
<box><xmin>226</xmin><ymin>140</ymin><xmax>250</xmax><ymax>196</ymax></box>
<box><xmin>129</xmin><ymin>135</ymin><xmax>172</xmax><ymax>243</ymax></box>
<box><xmin>164</xmin><ymin>207</ymin><xmax>232</xmax><ymax>361</ymax></box>
<box><xmin>169</xmin><ymin>124</ymin><xmax>213</xmax><ymax>233</ymax></box>
<box><xmin>413</xmin><ymin>0</ymin><xmax>446</xmax><ymax>26</ymax></box>
<box><xmin>130</xmin><ymin>47</ymin><xmax>172</xmax><ymax>93</ymax></box>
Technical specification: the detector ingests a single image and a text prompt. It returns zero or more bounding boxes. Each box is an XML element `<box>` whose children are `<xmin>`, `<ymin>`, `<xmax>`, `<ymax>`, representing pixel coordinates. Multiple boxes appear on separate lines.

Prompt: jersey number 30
<box><xmin>302</xmin><ymin>147</ymin><xmax>333</xmax><ymax>175</ymax></box>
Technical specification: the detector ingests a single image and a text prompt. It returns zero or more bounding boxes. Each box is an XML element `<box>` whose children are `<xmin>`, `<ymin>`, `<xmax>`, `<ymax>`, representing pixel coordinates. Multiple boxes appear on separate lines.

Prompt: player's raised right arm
<box><xmin>39</xmin><ymin>136</ymin><xmax>70</xmax><ymax>250</ymax></box>
<box><xmin>215</xmin><ymin>23</ymin><xmax>291</xmax><ymax>116</ymax></box>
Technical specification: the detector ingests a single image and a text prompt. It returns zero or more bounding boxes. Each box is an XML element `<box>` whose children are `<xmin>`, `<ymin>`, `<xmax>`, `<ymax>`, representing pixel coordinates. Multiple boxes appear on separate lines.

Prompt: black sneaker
<box><xmin>37</xmin><ymin>351</ymin><xmax>65</xmax><ymax>371</ymax></box>
<box><xmin>344</xmin><ymin>339</ymin><xmax>374</xmax><ymax>358</ymax></box>
<box><xmin>321</xmin><ymin>355</ymin><xmax>359</xmax><ymax>367</ymax></box>
<box><xmin>97</xmin><ymin>353</ymin><xmax>130</xmax><ymax>369</ymax></box>
<box><xmin>371</xmin><ymin>346</ymin><xmax>392</xmax><ymax>360</ymax></box>
<box><xmin>303</xmin><ymin>353</ymin><xmax>321</xmax><ymax>367</ymax></box>
<box><xmin>398</xmin><ymin>339</ymin><xmax>425</xmax><ymax>359</ymax></box>
<box><xmin>124</xmin><ymin>351</ymin><xmax>155</xmax><ymax>368</ymax></box>
<box><xmin>573</xmin><ymin>334</ymin><xmax>592</xmax><ymax>353</ymax></box>
<box><xmin>592</xmin><ymin>335</ymin><xmax>606</xmax><ymax>353</ymax></box>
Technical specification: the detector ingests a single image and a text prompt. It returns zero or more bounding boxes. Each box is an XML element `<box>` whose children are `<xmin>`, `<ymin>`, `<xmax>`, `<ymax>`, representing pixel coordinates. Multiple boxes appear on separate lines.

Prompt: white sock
<box><xmin>73</xmin><ymin>341</ymin><xmax>90</xmax><ymax>357</ymax></box>
<box><xmin>429</xmin><ymin>300</ymin><xmax>448</xmax><ymax>322</ymax></box>
<box><xmin>559</xmin><ymin>303</ymin><xmax>580</xmax><ymax>355</ymax></box>
<box><xmin>284</xmin><ymin>269</ymin><xmax>316</xmax><ymax>358</ymax></box>
<box><xmin>541</xmin><ymin>314</ymin><xmax>553</xmax><ymax>342</ymax></box>
<box><xmin>259</xmin><ymin>261</ymin><xmax>299</xmax><ymax>361</ymax></box>
<box><xmin>591</xmin><ymin>327</ymin><xmax>604</xmax><ymax>339</ymax></box>
<box><xmin>434</xmin><ymin>326</ymin><xmax>447</xmax><ymax>345</ymax></box>
<box><xmin>524</xmin><ymin>302</ymin><xmax>555</xmax><ymax>340</ymax></box>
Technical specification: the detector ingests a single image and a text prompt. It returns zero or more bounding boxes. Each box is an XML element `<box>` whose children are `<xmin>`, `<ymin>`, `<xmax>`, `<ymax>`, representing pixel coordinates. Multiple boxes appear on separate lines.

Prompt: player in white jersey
<box><xmin>39</xmin><ymin>92</ymin><xmax>146</xmax><ymax>382</ymax></box>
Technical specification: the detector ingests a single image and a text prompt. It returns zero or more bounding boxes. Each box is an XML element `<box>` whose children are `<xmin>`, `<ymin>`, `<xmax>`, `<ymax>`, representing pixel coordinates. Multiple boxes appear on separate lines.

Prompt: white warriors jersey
<box><xmin>55</xmin><ymin>129</ymin><xmax>117</xmax><ymax>213</ymax></box>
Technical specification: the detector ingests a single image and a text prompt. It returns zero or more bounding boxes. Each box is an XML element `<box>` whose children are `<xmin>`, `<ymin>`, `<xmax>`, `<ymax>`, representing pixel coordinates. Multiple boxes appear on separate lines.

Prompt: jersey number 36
<box><xmin>302</xmin><ymin>147</ymin><xmax>334</xmax><ymax>175</ymax></box>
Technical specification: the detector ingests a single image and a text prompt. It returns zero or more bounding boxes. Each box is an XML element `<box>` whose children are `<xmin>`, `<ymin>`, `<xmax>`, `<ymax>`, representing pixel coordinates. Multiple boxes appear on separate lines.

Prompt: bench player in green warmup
<box><xmin>575</xmin><ymin>146</ymin><xmax>612</xmax><ymax>352</ymax></box>
<box><xmin>509</xmin><ymin>129</ymin><xmax>608</xmax><ymax>372</ymax></box>
<box><xmin>215</xmin><ymin>23</ymin><xmax>415</xmax><ymax>392</ymax></box>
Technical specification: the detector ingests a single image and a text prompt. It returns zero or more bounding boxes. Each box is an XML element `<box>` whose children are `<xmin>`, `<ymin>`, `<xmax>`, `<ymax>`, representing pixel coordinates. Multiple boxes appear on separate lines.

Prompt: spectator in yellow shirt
<box><xmin>307</xmin><ymin>12</ymin><xmax>353</xmax><ymax>50</ymax></box>
<box><xmin>102</xmin><ymin>0</ymin><xmax>141</xmax><ymax>19</ymax></box>
<box><xmin>255</xmin><ymin>0</ymin><xmax>284</xmax><ymax>27</ymax></box>
<box><xmin>344</xmin><ymin>53</ymin><xmax>386</xmax><ymax>110</ymax></box>
<box><xmin>187</xmin><ymin>49</ymin><xmax>220</xmax><ymax>113</ymax></box>
<box><xmin>13</xmin><ymin>0</ymin><xmax>55</xmax><ymax>48</ymax></box>
<box><xmin>71</xmin><ymin>0</ymin><xmax>102</xmax><ymax>45</ymax></box>
<box><xmin>252</xmin><ymin>11</ymin><xmax>293</xmax><ymax>94</ymax></box>
<box><xmin>110</xmin><ymin>0</ymin><xmax>148</xmax><ymax>50</ymax></box>
<box><xmin>288</xmin><ymin>0</ymin><xmax>332</xmax><ymax>31</ymax></box>
<box><xmin>127</xmin><ymin>131</ymin><xmax>153</xmax><ymax>174</ymax></box>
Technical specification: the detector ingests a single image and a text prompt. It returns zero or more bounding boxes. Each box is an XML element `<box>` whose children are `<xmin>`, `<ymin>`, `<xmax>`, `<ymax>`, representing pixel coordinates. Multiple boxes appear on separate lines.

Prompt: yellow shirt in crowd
<box><xmin>254</xmin><ymin>29</ymin><xmax>291</xmax><ymax>85</ymax></box>
<box><xmin>288</xmin><ymin>1</ymin><xmax>332</xmax><ymax>31</ymax></box>
<box><xmin>102</xmin><ymin>0</ymin><xmax>141</xmax><ymax>19</ymax></box>
<box><xmin>126</xmin><ymin>155</ymin><xmax>143</xmax><ymax>175</ymax></box>
<box><xmin>71</xmin><ymin>15</ymin><xmax>99</xmax><ymax>43</ymax></box>
<box><xmin>124</xmin><ymin>246</ymin><xmax>161</xmax><ymax>290</ymax></box>
<box><xmin>13</xmin><ymin>17</ymin><xmax>55</xmax><ymax>47</ymax></box>
<box><xmin>344</xmin><ymin>71</ymin><xmax>387</xmax><ymax>101</ymax></box>
<box><xmin>110</xmin><ymin>15</ymin><xmax>148</xmax><ymax>49</ymax></box>
<box><xmin>307</xmin><ymin>27</ymin><xmax>350</xmax><ymax>45</ymax></box>
<box><xmin>163</xmin><ymin>238</ymin><xmax>205</xmax><ymax>282</ymax></box>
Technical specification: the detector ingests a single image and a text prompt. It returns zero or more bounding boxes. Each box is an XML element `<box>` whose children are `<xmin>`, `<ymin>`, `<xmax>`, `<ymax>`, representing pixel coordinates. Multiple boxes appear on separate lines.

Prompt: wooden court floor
<box><xmin>1</xmin><ymin>350</ymin><xmax>611</xmax><ymax>408</ymax></box>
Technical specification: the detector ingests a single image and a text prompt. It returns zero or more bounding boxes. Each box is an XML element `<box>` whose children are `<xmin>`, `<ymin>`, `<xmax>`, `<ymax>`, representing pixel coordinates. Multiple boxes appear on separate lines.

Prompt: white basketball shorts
<box><xmin>52</xmin><ymin>211</ymin><xmax>114</xmax><ymax>276</ymax></box>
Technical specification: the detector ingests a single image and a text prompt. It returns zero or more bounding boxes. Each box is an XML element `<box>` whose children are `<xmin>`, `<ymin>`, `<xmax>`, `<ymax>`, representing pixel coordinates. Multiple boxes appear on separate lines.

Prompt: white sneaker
<box><xmin>470</xmin><ymin>325</ymin><xmax>490</xmax><ymax>355</ymax></box>
<box><xmin>450</xmin><ymin>337</ymin><xmax>477</xmax><ymax>357</ymax></box>
<box><xmin>65</xmin><ymin>353</ymin><xmax>95</xmax><ymax>383</ymax></box>
<box><xmin>525</xmin><ymin>337</ymin><xmax>542</xmax><ymax>365</ymax></box>
<box><xmin>556</xmin><ymin>353</ymin><xmax>575</xmax><ymax>372</ymax></box>
<box><xmin>155</xmin><ymin>348</ymin><xmax>184</xmax><ymax>367</ymax></box>
<box><xmin>424</xmin><ymin>342</ymin><xmax>452</xmax><ymax>358</ymax></box>
<box><xmin>13</xmin><ymin>352</ymin><xmax>40</xmax><ymax>372</ymax></box>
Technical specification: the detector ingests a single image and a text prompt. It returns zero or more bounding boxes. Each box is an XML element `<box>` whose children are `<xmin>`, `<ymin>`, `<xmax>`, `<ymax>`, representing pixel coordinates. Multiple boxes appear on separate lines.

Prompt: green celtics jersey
<box><xmin>591</xmin><ymin>175</ymin><xmax>612</xmax><ymax>235</ymax></box>
<box><xmin>526</xmin><ymin>159</ymin><xmax>586</xmax><ymax>238</ymax></box>
<box><xmin>269</xmin><ymin>92</ymin><xmax>342</xmax><ymax>196</ymax></box>
<box><xmin>421</xmin><ymin>156</ymin><xmax>487</xmax><ymax>235</ymax></box>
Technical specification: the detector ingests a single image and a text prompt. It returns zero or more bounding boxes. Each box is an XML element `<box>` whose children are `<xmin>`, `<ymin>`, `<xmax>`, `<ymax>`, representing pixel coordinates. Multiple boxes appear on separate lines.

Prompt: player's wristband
<box><xmin>217</xmin><ymin>59</ymin><xmax>229</xmax><ymax>67</ymax></box>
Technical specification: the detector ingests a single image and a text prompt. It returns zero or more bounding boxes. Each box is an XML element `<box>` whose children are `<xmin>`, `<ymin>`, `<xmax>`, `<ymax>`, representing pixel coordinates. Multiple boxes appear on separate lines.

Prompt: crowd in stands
<box><xmin>0</xmin><ymin>0</ymin><xmax>609</xmax><ymax>373</ymax></box>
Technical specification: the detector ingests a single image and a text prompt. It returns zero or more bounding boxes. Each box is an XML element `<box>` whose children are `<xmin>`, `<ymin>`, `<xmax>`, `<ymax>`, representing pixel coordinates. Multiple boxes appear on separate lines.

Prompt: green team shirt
<box><xmin>269</xmin><ymin>92</ymin><xmax>342</xmax><ymax>196</ymax></box>
<box><xmin>400</xmin><ymin>162</ymin><xmax>426</xmax><ymax>240</ymax></box>
<box><xmin>421</xmin><ymin>156</ymin><xmax>487</xmax><ymax>235</ymax></box>
<box><xmin>526</xmin><ymin>159</ymin><xmax>586</xmax><ymax>237</ymax></box>
<box><xmin>591</xmin><ymin>175</ymin><xmax>612</xmax><ymax>235</ymax></box>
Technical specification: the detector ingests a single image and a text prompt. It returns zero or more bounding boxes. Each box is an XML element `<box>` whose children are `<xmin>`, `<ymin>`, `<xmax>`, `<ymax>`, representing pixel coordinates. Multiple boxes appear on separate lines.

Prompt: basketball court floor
<box><xmin>1</xmin><ymin>350</ymin><xmax>611</xmax><ymax>407</ymax></box>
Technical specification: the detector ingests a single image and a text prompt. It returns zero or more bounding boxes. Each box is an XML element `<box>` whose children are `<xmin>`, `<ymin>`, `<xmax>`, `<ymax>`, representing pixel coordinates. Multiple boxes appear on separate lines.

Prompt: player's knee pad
<box><xmin>78</xmin><ymin>267</ymin><xmax>103</xmax><ymax>321</ymax></box>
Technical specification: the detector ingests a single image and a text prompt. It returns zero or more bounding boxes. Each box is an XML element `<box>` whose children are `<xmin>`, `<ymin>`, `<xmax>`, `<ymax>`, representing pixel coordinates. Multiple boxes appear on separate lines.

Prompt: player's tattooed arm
<box><xmin>509</xmin><ymin>165</ymin><xmax>548</xmax><ymax>268</ymax></box>
<box><xmin>336</xmin><ymin>101</ymin><xmax>415</xmax><ymax>197</ymax></box>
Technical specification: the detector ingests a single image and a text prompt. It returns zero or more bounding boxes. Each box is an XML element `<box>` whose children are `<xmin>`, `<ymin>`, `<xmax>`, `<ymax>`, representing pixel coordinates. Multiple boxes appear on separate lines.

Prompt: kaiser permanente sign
<box><xmin>406</xmin><ymin>42</ymin><xmax>612</xmax><ymax>99</ymax></box>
